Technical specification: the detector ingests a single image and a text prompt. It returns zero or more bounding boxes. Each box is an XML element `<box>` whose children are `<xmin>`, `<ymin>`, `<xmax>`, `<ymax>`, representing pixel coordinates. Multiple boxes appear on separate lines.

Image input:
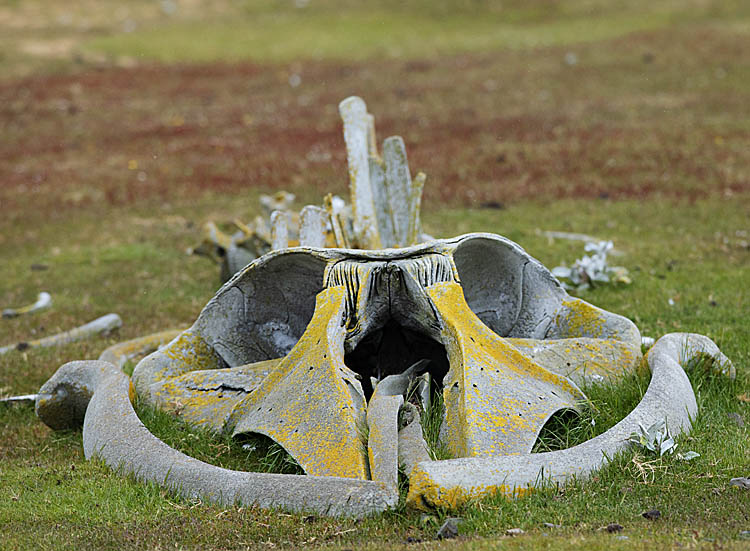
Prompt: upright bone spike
<box><xmin>366</xmin><ymin>113</ymin><xmax>378</xmax><ymax>158</ymax></box>
<box><xmin>270</xmin><ymin>210</ymin><xmax>289</xmax><ymax>251</ymax></box>
<box><xmin>324</xmin><ymin>193</ymin><xmax>349</xmax><ymax>248</ymax></box>
<box><xmin>407</xmin><ymin>172</ymin><xmax>426</xmax><ymax>246</ymax></box>
<box><xmin>299</xmin><ymin>205</ymin><xmax>328</xmax><ymax>248</ymax></box>
<box><xmin>339</xmin><ymin>96</ymin><xmax>382</xmax><ymax>249</ymax></box>
<box><xmin>383</xmin><ymin>136</ymin><xmax>413</xmax><ymax>247</ymax></box>
<box><xmin>369</xmin><ymin>157</ymin><xmax>396</xmax><ymax>248</ymax></box>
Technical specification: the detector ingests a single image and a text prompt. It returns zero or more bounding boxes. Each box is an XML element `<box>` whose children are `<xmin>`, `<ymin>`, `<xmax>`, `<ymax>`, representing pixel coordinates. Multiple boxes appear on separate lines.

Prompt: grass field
<box><xmin>1</xmin><ymin>1</ymin><xmax>749</xmax><ymax>549</ymax></box>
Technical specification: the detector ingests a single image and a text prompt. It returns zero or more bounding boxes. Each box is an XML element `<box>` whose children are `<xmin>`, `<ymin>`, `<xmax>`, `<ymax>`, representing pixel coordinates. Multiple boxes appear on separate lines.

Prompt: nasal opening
<box><xmin>344</xmin><ymin>319</ymin><xmax>449</xmax><ymax>401</ymax></box>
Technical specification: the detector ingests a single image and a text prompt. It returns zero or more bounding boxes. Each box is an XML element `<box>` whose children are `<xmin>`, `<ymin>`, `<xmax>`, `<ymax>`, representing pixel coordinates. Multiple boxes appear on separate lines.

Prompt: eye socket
<box><xmin>453</xmin><ymin>235</ymin><xmax>564</xmax><ymax>339</ymax></box>
<box><xmin>196</xmin><ymin>251</ymin><xmax>329</xmax><ymax>366</ymax></box>
<box><xmin>453</xmin><ymin>236</ymin><xmax>525</xmax><ymax>337</ymax></box>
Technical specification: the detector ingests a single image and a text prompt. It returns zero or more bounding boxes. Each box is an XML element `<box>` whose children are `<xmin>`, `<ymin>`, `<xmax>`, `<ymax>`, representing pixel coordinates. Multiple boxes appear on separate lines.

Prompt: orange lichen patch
<box><xmin>428</xmin><ymin>282</ymin><xmax>585</xmax><ymax>458</ymax></box>
<box><xmin>227</xmin><ymin>287</ymin><xmax>369</xmax><ymax>479</ymax></box>
<box><xmin>405</xmin><ymin>465</ymin><xmax>531</xmax><ymax>511</ymax></box>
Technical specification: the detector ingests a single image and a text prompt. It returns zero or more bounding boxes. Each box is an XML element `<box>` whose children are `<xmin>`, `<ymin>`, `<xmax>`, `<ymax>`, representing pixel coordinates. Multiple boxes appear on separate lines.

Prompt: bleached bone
<box><xmin>299</xmin><ymin>205</ymin><xmax>327</xmax><ymax>248</ymax></box>
<box><xmin>2</xmin><ymin>292</ymin><xmax>52</xmax><ymax>318</ymax></box>
<box><xmin>406</xmin><ymin>333</ymin><xmax>730</xmax><ymax>510</ymax></box>
<box><xmin>0</xmin><ymin>313</ymin><xmax>122</xmax><ymax>356</ymax></box>
<box><xmin>270</xmin><ymin>210</ymin><xmax>289</xmax><ymax>250</ymax></box>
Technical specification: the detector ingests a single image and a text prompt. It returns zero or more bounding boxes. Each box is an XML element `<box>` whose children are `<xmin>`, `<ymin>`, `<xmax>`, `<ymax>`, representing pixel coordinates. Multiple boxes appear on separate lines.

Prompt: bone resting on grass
<box><xmin>405</xmin><ymin>333</ymin><xmax>731</xmax><ymax>510</ymax></box>
<box><xmin>2</xmin><ymin>291</ymin><xmax>52</xmax><ymax>318</ymax></box>
<box><xmin>33</xmin><ymin>96</ymin><xmax>735</xmax><ymax>517</ymax></box>
<box><xmin>35</xmin><ymin>360</ymin><xmax>398</xmax><ymax>517</ymax></box>
<box><xmin>0</xmin><ymin>313</ymin><xmax>122</xmax><ymax>356</ymax></box>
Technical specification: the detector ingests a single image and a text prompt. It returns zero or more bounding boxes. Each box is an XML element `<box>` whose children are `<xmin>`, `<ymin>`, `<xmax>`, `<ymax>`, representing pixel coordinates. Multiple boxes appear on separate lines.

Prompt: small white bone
<box><xmin>2</xmin><ymin>292</ymin><xmax>52</xmax><ymax>318</ymax></box>
<box><xmin>270</xmin><ymin>210</ymin><xmax>289</xmax><ymax>250</ymax></box>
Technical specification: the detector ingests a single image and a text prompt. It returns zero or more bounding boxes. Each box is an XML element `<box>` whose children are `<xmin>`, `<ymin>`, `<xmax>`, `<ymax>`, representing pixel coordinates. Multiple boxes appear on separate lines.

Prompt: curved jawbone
<box><xmin>35</xmin><ymin>233</ymin><xmax>732</xmax><ymax>516</ymax></box>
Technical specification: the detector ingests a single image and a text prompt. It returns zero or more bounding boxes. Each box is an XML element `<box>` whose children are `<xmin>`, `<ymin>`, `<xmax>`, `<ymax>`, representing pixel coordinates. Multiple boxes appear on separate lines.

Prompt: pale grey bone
<box><xmin>415</xmin><ymin>372</ymin><xmax>430</xmax><ymax>413</ymax></box>
<box><xmin>134</xmin><ymin>232</ymin><xmax>635</xmax><ymax>413</ymax></box>
<box><xmin>325</xmin><ymin>255</ymin><xmax>453</xmax><ymax>353</ymax></box>
<box><xmin>224</xmin><ymin>245</ymin><xmax>257</xmax><ymax>281</ymax></box>
<box><xmin>383</xmin><ymin>136</ymin><xmax>413</xmax><ymax>247</ymax></box>
<box><xmin>366</xmin><ymin>391</ymin><xmax>403</xmax><ymax>492</ymax></box>
<box><xmin>36</xmin><ymin>360</ymin><xmax>396</xmax><ymax>517</ymax></box>
<box><xmin>365</xmin><ymin>112</ymin><xmax>378</xmax><ymax>157</ymax></box>
<box><xmin>507</xmin><ymin>337</ymin><xmax>640</xmax><ymax>387</ymax></box>
<box><xmin>148</xmin><ymin>361</ymin><xmax>276</xmax><ymax>432</ymax></box>
<box><xmin>407</xmin><ymin>172</ymin><xmax>425</xmax><ymax>246</ymax></box>
<box><xmin>260</xmin><ymin>191</ymin><xmax>295</xmax><ymax>217</ymax></box>
<box><xmin>408</xmin><ymin>333</ymin><xmax>728</xmax><ymax>507</ymax></box>
<box><xmin>0</xmin><ymin>394</ymin><xmax>38</xmax><ymax>404</ymax></box>
<box><xmin>130</xmin><ymin>233</ymin><xmax>639</xmax><ymax>480</ymax></box>
<box><xmin>541</xmin><ymin>231</ymin><xmax>602</xmax><ymax>244</ymax></box>
<box><xmin>339</xmin><ymin>96</ymin><xmax>380</xmax><ymax>249</ymax></box>
<box><xmin>299</xmin><ymin>205</ymin><xmax>328</xmax><ymax>248</ymax></box>
<box><xmin>367</xmin><ymin>361</ymin><xmax>430</xmax><ymax>490</ymax></box>
<box><xmin>2</xmin><ymin>291</ymin><xmax>52</xmax><ymax>318</ymax></box>
<box><xmin>398</xmin><ymin>402</ymin><xmax>432</xmax><ymax>473</ymax></box>
<box><xmin>369</xmin><ymin>157</ymin><xmax>396</xmax><ymax>248</ymax></box>
<box><xmin>0</xmin><ymin>313</ymin><xmax>122</xmax><ymax>356</ymax></box>
<box><xmin>270</xmin><ymin>210</ymin><xmax>289</xmax><ymax>251</ymax></box>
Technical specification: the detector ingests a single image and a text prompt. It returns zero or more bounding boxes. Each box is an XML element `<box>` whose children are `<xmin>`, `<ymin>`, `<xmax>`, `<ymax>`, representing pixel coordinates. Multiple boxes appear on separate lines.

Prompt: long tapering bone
<box><xmin>35</xmin><ymin>360</ymin><xmax>397</xmax><ymax>517</ymax></box>
<box><xmin>0</xmin><ymin>313</ymin><xmax>122</xmax><ymax>356</ymax></box>
<box><xmin>406</xmin><ymin>333</ymin><xmax>730</xmax><ymax>510</ymax></box>
<box><xmin>2</xmin><ymin>291</ymin><xmax>52</xmax><ymax>318</ymax></box>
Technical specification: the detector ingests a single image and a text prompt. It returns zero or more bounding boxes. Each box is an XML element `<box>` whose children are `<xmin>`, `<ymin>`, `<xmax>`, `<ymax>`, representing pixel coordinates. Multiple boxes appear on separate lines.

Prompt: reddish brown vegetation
<box><xmin>1</xmin><ymin>27</ymin><xmax>748</xmax><ymax>224</ymax></box>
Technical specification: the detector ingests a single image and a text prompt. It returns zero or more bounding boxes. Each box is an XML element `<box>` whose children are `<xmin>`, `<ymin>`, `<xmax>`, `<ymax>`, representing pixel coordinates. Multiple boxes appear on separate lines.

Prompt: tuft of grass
<box><xmin>533</xmin><ymin>369</ymin><xmax>650</xmax><ymax>452</ymax></box>
<box><xmin>419</xmin><ymin>388</ymin><xmax>452</xmax><ymax>461</ymax></box>
<box><xmin>135</xmin><ymin>399</ymin><xmax>303</xmax><ymax>475</ymax></box>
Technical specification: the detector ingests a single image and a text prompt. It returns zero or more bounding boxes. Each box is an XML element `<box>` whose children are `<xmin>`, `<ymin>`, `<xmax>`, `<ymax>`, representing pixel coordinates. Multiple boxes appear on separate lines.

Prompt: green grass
<box><xmin>1</xmin><ymin>0</ymin><xmax>749</xmax><ymax>548</ymax></box>
<box><xmin>83</xmin><ymin>11</ymin><xmax>673</xmax><ymax>64</ymax></box>
<box><xmin>1</xmin><ymin>195</ymin><xmax>747</xmax><ymax>550</ymax></box>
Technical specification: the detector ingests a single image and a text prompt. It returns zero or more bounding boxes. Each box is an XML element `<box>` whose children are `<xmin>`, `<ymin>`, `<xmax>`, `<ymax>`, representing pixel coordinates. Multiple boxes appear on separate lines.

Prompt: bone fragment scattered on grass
<box><xmin>0</xmin><ymin>313</ymin><xmax>122</xmax><ymax>356</ymax></box>
<box><xmin>2</xmin><ymin>291</ymin><xmax>52</xmax><ymax>318</ymax></box>
<box><xmin>0</xmin><ymin>394</ymin><xmax>38</xmax><ymax>404</ymax></box>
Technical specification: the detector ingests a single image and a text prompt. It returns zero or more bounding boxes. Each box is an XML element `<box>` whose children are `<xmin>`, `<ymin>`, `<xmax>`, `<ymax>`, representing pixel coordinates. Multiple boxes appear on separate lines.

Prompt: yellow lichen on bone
<box><xmin>505</xmin><ymin>337</ymin><xmax>640</xmax><ymax>385</ymax></box>
<box><xmin>151</xmin><ymin>359</ymin><xmax>280</xmax><ymax>432</ymax></box>
<box><xmin>427</xmin><ymin>282</ymin><xmax>586</xmax><ymax>458</ymax></box>
<box><xmin>405</xmin><ymin>464</ymin><xmax>531</xmax><ymax>511</ymax></box>
<box><xmin>227</xmin><ymin>286</ymin><xmax>369</xmax><ymax>479</ymax></box>
<box><xmin>558</xmin><ymin>297</ymin><xmax>608</xmax><ymax>338</ymax></box>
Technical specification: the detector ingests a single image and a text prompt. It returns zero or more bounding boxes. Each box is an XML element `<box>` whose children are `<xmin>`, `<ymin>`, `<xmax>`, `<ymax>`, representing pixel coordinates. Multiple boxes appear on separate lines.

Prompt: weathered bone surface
<box><xmin>33</xmin><ymin>96</ymin><xmax>733</xmax><ymax>518</ymax></box>
<box><xmin>132</xmin><ymin>233</ymin><xmax>639</xmax><ymax>482</ymax></box>
<box><xmin>36</xmin><ymin>360</ymin><xmax>397</xmax><ymax>517</ymax></box>
<box><xmin>0</xmin><ymin>313</ymin><xmax>122</xmax><ymax>356</ymax></box>
<box><xmin>405</xmin><ymin>333</ymin><xmax>732</xmax><ymax>510</ymax></box>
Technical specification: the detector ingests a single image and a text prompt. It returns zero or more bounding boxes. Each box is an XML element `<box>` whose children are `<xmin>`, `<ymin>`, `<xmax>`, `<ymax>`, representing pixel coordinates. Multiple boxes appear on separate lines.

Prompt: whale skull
<box><xmin>132</xmin><ymin>232</ymin><xmax>641</xmax><ymax>487</ymax></box>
